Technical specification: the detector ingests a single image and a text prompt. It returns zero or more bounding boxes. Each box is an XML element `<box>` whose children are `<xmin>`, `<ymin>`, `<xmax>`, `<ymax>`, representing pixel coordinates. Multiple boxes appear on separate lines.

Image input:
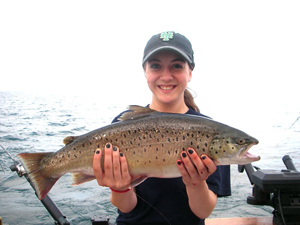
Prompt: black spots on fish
<box><xmin>130</xmin><ymin>140</ymin><xmax>133</xmax><ymax>145</ymax></box>
<box><xmin>202</xmin><ymin>148</ymin><xmax>206</xmax><ymax>152</ymax></box>
<box><xmin>123</xmin><ymin>133</ymin><xmax>127</xmax><ymax>138</ymax></box>
<box><xmin>182</xmin><ymin>136</ymin><xmax>186</xmax><ymax>140</ymax></box>
<box><xmin>144</xmin><ymin>148</ymin><xmax>147</xmax><ymax>152</ymax></box>
<box><xmin>73</xmin><ymin>147</ymin><xmax>76</xmax><ymax>151</ymax></box>
<box><xmin>175</xmin><ymin>149</ymin><xmax>178</xmax><ymax>154</ymax></box>
<box><xmin>167</xmin><ymin>150</ymin><xmax>171</xmax><ymax>155</ymax></box>
<box><xmin>156</xmin><ymin>147</ymin><xmax>159</xmax><ymax>151</ymax></box>
<box><xmin>182</xmin><ymin>147</ymin><xmax>185</xmax><ymax>151</ymax></box>
<box><xmin>176</xmin><ymin>137</ymin><xmax>179</xmax><ymax>142</ymax></box>
<box><xmin>163</xmin><ymin>159</ymin><xmax>166</xmax><ymax>162</ymax></box>
<box><xmin>74</xmin><ymin>154</ymin><xmax>77</xmax><ymax>158</ymax></box>
<box><xmin>97</xmin><ymin>144</ymin><xmax>100</xmax><ymax>148</ymax></box>
<box><xmin>168</xmin><ymin>138</ymin><xmax>171</xmax><ymax>142</ymax></box>
<box><xmin>190</xmin><ymin>141</ymin><xmax>193</xmax><ymax>146</ymax></box>
<box><xmin>133</xmin><ymin>151</ymin><xmax>136</xmax><ymax>155</ymax></box>
<box><xmin>82</xmin><ymin>143</ymin><xmax>85</xmax><ymax>147</ymax></box>
<box><xmin>205</xmin><ymin>143</ymin><xmax>208</xmax><ymax>147</ymax></box>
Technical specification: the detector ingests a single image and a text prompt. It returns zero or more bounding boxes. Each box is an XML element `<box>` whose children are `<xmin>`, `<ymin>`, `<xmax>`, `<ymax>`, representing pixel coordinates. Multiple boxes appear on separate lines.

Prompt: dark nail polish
<box><xmin>182</xmin><ymin>152</ymin><xmax>187</xmax><ymax>158</ymax></box>
<box><xmin>96</xmin><ymin>150</ymin><xmax>100</xmax><ymax>154</ymax></box>
<box><xmin>120</xmin><ymin>152</ymin><xmax>124</xmax><ymax>157</ymax></box>
<box><xmin>201</xmin><ymin>155</ymin><xmax>207</xmax><ymax>160</ymax></box>
<box><xmin>113</xmin><ymin>146</ymin><xmax>117</xmax><ymax>151</ymax></box>
<box><xmin>106</xmin><ymin>143</ymin><xmax>111</xmax><ymax>148</ymax></box>
<box><xmin>188</xmin><ymin>149</ymin><xmax>193</xmax><ymax>154</ymax></box>
<box><xmin>177</xmin><ymin>160</ymin><xmax>182</xmax><ymax>165</ymax></box>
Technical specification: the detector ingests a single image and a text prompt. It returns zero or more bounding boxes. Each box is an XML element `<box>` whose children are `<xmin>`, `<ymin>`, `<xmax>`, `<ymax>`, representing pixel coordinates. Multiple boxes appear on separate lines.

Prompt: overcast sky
<box><xmin>1</xmin><ymin>1</ymin><xmax>299</xmax><ymax>125</ymax></box>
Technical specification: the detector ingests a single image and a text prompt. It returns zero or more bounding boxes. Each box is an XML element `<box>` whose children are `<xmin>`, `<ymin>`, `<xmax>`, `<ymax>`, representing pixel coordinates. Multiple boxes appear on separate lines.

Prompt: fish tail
<box><xmin>17</xmin><ymin>152</ymin><xmax>59</xmax><ymax>200</ymax></box>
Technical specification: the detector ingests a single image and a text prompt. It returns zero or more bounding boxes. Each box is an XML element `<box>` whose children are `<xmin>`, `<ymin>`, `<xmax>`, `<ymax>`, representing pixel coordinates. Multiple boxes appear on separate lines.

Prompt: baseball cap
<box><xmin>142</xmin><ymin>31</ymin><xmax>195</xmax><ymax>70</ymax></box>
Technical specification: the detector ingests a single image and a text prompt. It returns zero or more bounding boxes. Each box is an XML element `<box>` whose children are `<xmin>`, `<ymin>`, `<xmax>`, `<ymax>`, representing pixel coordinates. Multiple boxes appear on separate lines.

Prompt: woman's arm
<box><xmin>177</xmin><ymin>149</ymin><xmax>217</xmax><ymax>219</ymax></box>
<box><xmin>93</xmin><ymin>143</ymin><xmax>137</xmax><ymax>213</ymax></box>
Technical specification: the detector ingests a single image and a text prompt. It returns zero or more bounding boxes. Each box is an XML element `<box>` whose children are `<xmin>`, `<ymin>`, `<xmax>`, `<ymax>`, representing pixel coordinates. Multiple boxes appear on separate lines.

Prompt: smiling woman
<box><xmin>92</xmin><ymin>31</ymin><xmax>232</xmax><ymax>225</ymax></box>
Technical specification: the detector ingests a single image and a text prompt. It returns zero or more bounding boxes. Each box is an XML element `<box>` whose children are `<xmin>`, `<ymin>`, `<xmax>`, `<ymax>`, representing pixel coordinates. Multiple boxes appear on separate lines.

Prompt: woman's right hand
<box><xmin>93</xmin><ymin>142</ymin><xmax>132</xmax><ymax>191</ymax></box>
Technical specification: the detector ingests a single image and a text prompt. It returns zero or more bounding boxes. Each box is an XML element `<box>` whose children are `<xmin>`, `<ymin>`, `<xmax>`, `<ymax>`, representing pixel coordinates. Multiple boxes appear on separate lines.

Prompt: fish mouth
<box><xmin>158</xmin><ymin>85</ymin><xmax>177</xmax><ymax>91</ymax></box>
<box><xmin>238</xmin><ymin>143</ymin><xmax>260</xmax><ymax>161</ymax></box>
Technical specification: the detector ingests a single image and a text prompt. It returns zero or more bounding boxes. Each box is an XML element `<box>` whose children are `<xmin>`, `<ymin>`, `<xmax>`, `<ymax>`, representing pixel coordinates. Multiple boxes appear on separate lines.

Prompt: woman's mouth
<box><xmin>158</xmin><ymin>85</ymin><xmax>176</xmax><ymax>91</ymax></box>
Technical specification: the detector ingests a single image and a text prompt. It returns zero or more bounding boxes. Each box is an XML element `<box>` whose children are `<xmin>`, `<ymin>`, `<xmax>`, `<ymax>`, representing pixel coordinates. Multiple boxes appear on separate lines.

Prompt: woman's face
<box><xmin>144</xmin><ymin>50</ymin><xmax>192</xmax><ymax>106</ymax></box>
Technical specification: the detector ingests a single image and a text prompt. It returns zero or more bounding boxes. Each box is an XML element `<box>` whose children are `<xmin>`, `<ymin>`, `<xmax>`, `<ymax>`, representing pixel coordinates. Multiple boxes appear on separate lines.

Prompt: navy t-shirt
<box><xmin>111</xmin><ymin>108</ymin><xmax>231</xmax><ymax>225</ymax></box>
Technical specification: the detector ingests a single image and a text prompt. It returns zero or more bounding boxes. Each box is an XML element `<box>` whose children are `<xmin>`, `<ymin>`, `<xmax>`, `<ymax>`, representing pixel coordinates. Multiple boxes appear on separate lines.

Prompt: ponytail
<box><xmin>184</xmin><ymin>89</ymin><xmax>200</xmax><ymax>113</ymax></box>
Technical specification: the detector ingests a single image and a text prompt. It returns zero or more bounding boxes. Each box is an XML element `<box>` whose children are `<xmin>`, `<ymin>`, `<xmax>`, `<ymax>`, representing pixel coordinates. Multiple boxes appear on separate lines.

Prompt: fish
<box><xmin>17</xmin><ymin>105</ymin><xmax>260</xmax><ymax>200</ymax></box>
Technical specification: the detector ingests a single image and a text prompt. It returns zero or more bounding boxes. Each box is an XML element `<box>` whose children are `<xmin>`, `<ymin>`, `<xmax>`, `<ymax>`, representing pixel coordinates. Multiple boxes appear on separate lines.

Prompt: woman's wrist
<box><xmin>110</xmin><ymin>187</ymin><xmax>131</xmax><ymax>193</ymax></box>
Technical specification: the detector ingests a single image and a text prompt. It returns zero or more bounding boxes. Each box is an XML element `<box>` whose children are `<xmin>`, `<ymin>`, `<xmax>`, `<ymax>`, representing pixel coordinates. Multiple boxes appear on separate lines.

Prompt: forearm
<box><xmin>186</xmin><ymin>181</ymin><xmax>217</xmax><ymax>219</ymax></box>
<box><xmin>110</xmin><ymin>188</ymin><xmax>137</xmax><ymax>213</ymax></box>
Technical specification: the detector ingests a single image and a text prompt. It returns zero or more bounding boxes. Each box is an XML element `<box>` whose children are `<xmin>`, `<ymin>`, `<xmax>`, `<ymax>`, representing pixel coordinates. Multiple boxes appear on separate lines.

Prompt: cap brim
<box><xmin>142</xmin><ymin>46</ymin><xmax>193</xmax><ymax>66</ymax></box>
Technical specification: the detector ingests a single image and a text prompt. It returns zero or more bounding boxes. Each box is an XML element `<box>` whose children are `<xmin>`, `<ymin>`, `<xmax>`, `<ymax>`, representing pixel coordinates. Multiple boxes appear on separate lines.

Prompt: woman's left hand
<box><xmin>176</xmin><ymin>148</ymin><xmax>217</xmax><ymax>187</ymax></box>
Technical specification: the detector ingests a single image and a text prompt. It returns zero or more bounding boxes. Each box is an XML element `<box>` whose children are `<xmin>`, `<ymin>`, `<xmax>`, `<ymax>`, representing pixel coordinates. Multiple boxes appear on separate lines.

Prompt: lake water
<box><xmin>0</xmin><ymin>91</ymin><xmax>299</xmax><ymax>225</ymax></box>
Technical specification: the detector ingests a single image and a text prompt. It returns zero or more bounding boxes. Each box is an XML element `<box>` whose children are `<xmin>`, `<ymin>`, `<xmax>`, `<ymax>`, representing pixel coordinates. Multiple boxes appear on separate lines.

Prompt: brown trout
<box><xmin>18</xmin><ymin>106</ymin><xmax>260</xmax><ymax>200</ymax></box>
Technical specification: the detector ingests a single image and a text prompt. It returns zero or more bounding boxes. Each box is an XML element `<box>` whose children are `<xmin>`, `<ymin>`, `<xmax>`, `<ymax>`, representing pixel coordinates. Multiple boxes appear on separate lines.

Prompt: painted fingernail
<box><xmin>113</xmin><ymin>146</ymin><xmax>117</xmax><ymax>151</ymax></box>
<box><xmin>201</xmin><ymin>155</ymin><xmax>207</xmax><ymax>160</ymax></box>
<box><xmin>188</xmin><ymin>149</ymin><xmax>193</xmax><ymax>154</ymax></box>
<box><xmin>106</xmin><ymin>143</ymin><xmax>111</xmax><ymax>148</ymax></box>
<box><xmin>177</xmin><ymin>160</ymin><xmax>182</xmax><ymax>165</ymax></box>
<box><xmin>120</xmin><ymin>152</ymin><xmax>124</xmax><ymax>157</ymax></box>
<box><xmin>96</xmin><ymin>150</ymin><xmax>100</xmax><ymax>154</ymax></box>
<box><xmin>182</xmin><ymin>152</ymin><xmax>187</xmax><ymax>158</ymax></box>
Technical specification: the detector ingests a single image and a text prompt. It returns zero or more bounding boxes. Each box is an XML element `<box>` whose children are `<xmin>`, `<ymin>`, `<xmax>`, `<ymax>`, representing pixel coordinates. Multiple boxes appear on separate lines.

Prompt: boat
<box><xmin>7</xmin><ymin>149</ymin><xmax>300</xmax><ymax>225</ymax></box>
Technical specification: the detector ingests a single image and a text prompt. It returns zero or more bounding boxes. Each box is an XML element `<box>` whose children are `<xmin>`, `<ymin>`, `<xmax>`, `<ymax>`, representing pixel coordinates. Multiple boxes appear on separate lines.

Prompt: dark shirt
<box><xmin>111</xmin><ymin>107</ymin><xmax>231</xmax><ymax>225</ymax></box>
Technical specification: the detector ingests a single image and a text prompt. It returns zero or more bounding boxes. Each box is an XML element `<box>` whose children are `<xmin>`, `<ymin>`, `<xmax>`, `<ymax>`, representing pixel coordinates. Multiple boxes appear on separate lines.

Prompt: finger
<box><xmin>104</xmin><ymin>143</ymin><xmax>114</xmax><ymax>179</ymax></box>
<box><xmin>176</xmin><ymin>159</ymin><xmax>189</xmax><ymax>177</ymax></box>
<box><xmin>112</xmin><ymin>146</ymin><xmax>122</xmax><ymax>181</ymax></box>
<box><xmin>93</xmin><ymin>149</ymin><xmax>104</xmax><ymax>185</ymax></box>
<box><xmin>119</xmin><ymin>152</ymin><xmax>132</xmax><ymax>184</ymax></box>
<box><xmin>200</xmin><ymin>155</ymin><xmax>217</xmax><ymax>174</ymax></box>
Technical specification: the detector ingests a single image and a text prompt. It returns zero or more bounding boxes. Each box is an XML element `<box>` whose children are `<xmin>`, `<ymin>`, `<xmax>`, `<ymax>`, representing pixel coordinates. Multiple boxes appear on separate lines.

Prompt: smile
<box><xmin>158</xmin><ymin>85</ymin><xmax>176</xmax><ymax>90</ymax></box>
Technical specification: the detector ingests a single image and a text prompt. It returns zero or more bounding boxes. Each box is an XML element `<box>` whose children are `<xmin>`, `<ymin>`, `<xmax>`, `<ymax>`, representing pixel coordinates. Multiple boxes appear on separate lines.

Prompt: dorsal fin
<box><xmin>63</xmin><ymin>136</ymin><xmax>78</xmax><ymax>145</ymax></box>
<box><xmin>119</xmin><ymin>105</ymin><xmax>158</xmax><ymax>121</ymax></box>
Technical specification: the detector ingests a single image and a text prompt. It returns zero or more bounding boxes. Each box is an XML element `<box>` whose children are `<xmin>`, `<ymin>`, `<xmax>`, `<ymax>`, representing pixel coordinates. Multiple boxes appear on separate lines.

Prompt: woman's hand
<box><xmin>93</xmin><ymin>142</ymin><xmax>132</xmax><ymax>191</ymax></box>
<box><xmin>177</xmin><ymin>148</ymin><xmax>218</xmax><ymax>219</ymax></box>
<box><xmin>176</xmin><ymin>148</ymin><xmax>217</xmax><ymax>187</ymax></box>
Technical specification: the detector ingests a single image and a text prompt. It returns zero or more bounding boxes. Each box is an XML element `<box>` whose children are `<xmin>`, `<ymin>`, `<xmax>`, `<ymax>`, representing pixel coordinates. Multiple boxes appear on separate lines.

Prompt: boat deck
<box><xmin>206</xmin><ymin>217</ymin><xmax>274</xmax><ymax>225</ymax></box>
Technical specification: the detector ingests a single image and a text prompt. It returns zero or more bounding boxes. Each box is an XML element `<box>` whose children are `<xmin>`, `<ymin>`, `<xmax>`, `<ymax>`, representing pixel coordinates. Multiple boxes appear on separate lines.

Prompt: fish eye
<box><xmin>236</xmin><ymin>139</ymin><xmax>246</xmax><ymax>145</ymax></box>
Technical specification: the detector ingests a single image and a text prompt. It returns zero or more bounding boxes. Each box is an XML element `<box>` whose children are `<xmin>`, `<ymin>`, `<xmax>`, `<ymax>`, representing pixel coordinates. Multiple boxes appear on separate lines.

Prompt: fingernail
<box><xmin>188</xmin><ymin>149</ymin><xmax>193</xmax><ymax>154</ymax></box>
<box><xmin>177</xmin><ymin>160</ymin><xmax>182</xmax><ymax>165</ymax></box>
<box><xmin>113</xmin><ymin>146</ymin><xmax>117</xmax><ymax>151</ymax></box>
<box><xmin>182</xmin><ymin>152</ymin><xmax>187</xmax><ymax>158</ymax></box>
<box><xmin>96</xmin><ymin>150</ymin><xmax>100</xmax><ymax>154</ymax></box>
<box><xmin>201</xmin><ymin>155</ymin><xmax>207</xmax><ymax>160</ymax></box>
<box><xmin>120</xmin><ymin>152</ymin><xmax>124</xmax><ymax>157</ymax></box>
<box><xmin>106</xmin><ymin>143</ymin><xmax>111</xmax><ymax>148</ymax></box>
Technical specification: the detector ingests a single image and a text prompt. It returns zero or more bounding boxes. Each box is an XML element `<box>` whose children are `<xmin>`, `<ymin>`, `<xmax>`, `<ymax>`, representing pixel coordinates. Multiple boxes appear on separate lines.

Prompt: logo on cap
<box><xmin>160</xmin><ymin>31</ymin><xmax>174</xmax><ymax>41</ymax></box>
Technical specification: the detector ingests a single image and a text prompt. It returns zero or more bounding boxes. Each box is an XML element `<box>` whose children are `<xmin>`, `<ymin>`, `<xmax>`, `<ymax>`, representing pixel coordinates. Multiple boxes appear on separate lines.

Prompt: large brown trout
<box><xmin>18</xmin><ymin>106</ymin><xmax>260</xmax><ymax>200</ymax></box>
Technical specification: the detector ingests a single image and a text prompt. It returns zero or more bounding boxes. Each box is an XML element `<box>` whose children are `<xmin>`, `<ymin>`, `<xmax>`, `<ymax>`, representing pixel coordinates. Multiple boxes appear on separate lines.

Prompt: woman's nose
<box><xmin>160</xmin><ymin>69</ymin><xmax>173</xmax><ymax>81</ymax></box>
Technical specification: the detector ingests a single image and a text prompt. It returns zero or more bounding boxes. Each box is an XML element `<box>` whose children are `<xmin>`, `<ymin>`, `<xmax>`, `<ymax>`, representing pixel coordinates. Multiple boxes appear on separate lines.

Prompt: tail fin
<box><xmin>17</xmin><ymin>152</ymin><xmax>59</xmax><ymax>200</ymax></box>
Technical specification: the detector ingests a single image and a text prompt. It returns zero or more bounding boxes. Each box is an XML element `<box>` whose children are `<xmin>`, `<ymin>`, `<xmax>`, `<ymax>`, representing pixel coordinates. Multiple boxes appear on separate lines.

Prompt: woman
<box><xmin>93</xmin><ymin>31</ymin><xmax>231</xmax><ymax>225</ymax></box>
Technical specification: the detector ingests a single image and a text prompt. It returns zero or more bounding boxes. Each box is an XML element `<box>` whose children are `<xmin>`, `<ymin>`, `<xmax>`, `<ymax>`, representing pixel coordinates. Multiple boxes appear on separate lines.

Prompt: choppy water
<box><xmin>0</xmin><ymin>92</ymin><xmax>299</xmax><ymax>225</ymax></box>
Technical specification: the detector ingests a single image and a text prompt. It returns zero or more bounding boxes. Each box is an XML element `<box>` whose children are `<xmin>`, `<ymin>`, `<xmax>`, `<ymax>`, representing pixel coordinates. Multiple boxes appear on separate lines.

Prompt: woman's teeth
<box><xmin>159</xmin><ymin>86</ymin><xmax>175</xmax><ymax>90</ymax></box>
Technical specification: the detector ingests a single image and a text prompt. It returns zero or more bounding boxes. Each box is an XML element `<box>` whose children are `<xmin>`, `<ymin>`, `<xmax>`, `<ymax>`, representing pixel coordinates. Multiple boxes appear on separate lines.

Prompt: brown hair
<box><xmin>184</xmin><ymin>89</ymin><xmax>200</xmax><ymax>113</ymax></box>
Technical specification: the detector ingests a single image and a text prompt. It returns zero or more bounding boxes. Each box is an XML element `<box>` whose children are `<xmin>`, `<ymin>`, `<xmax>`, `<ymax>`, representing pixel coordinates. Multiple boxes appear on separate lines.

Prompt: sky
<box><xmin>1</xmin><ymin>0</ymin><xmax>300</xmax><ymax>125</ymax></box>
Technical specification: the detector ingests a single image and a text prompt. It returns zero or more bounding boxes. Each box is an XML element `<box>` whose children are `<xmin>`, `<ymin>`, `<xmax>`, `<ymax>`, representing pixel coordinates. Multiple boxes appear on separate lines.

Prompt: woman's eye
<box><xmin>150</xmin><ymin>64</ymin><xmax>161</xmax><ymax>69</ymax></box>
<box><xmin>173</xmin><ymin>64</ymin><xmax>183</xmax><ymax>69</ymax></box>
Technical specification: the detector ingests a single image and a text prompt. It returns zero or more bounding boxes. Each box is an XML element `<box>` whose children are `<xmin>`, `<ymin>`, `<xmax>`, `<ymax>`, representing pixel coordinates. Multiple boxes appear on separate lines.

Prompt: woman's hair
<box><xmin>184</xmin><ymin>89</ymin><xmax>200</xmax><ymax>113</ymax></box>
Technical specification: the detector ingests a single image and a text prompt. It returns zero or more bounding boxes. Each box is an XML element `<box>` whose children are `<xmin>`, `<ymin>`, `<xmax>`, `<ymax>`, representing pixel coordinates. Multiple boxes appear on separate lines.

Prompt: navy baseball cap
<box><xmin>142</xmin><ymin>31</ymin><xmax>195</xmax><ymax>70</ymax></box>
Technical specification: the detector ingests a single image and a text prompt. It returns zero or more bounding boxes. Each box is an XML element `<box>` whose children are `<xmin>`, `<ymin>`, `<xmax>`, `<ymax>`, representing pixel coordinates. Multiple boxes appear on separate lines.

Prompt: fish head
<box><xmin>209</xmin><ymin>134</ymin><xmax>260</xmax><ymax>165</ymax></box>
